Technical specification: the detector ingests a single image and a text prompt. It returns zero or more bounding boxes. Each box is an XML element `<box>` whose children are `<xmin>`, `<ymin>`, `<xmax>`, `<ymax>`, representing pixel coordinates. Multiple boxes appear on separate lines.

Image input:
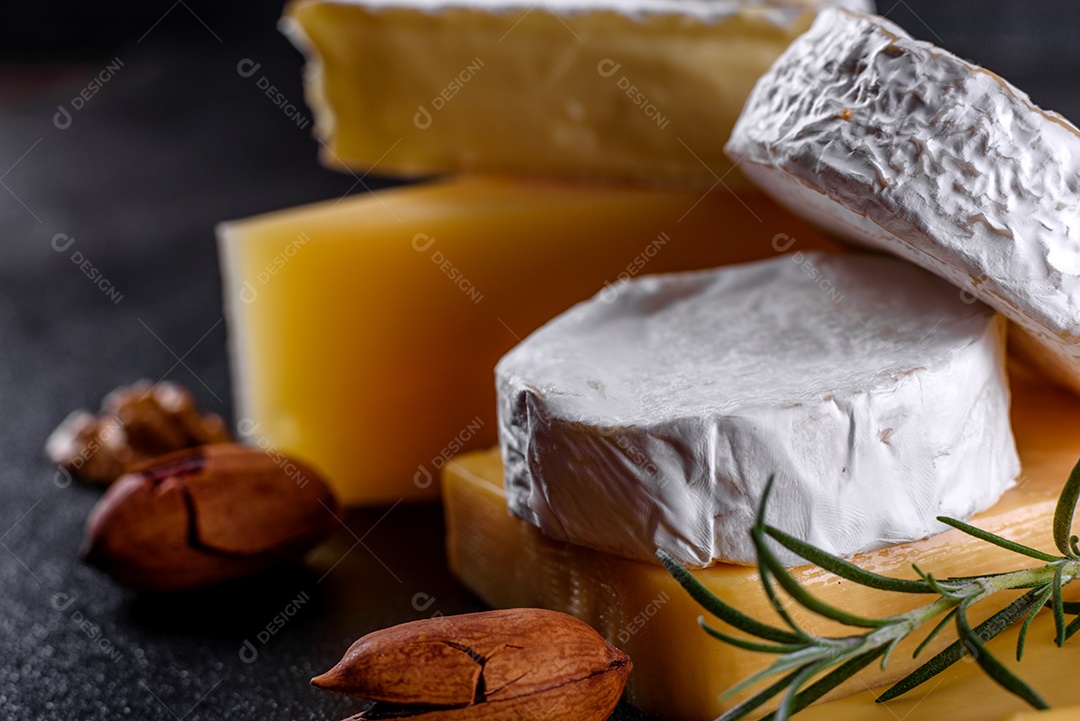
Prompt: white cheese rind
<box><xmin>727</xmin><ymin>7</ymin><xmax>1080</xmax><ymax>393</ymax></box>
<box><xmin>496</xmin><ymin>253</ymin><xmax>1018</xmax><ymax>567</ymax></box>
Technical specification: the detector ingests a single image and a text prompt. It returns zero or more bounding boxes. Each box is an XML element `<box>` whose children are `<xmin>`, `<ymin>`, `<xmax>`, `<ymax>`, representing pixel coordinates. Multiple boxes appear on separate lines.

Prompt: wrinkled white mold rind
<box><xmin>729</xmin><ymin>7</ymin><xmax>1080</xmax><ymax>392</ymax></box>
<box><xmin>497</xmin><ymin>253</ymin><xmax>1018</xmax><ymax>567</ymax></box>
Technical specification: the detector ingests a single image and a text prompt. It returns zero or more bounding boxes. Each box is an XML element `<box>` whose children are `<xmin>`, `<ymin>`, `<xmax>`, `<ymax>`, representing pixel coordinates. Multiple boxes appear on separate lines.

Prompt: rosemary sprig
<box><xmin>658</xmin><ymin>456</ymin><xmax>1080</xmax><ymax>721</ymax></box>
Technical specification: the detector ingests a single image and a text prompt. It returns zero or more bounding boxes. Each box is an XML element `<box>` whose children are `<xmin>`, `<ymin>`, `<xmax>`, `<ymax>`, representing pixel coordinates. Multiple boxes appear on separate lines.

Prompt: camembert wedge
<box><xmin>728</xmin><ymin>8</ymin><xmax>1080</xmax><ymax>393</ymax></box>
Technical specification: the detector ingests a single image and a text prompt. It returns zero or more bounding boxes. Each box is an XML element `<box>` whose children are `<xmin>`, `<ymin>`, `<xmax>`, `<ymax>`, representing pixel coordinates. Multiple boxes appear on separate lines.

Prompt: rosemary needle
<box><xmin>659</xmin><ymin>455</ymin><xmax>1080</xmax><ymax>721</ymax></box>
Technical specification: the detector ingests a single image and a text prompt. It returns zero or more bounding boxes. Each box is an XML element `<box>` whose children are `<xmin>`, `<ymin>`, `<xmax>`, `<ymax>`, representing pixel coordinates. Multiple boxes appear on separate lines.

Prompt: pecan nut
<box><xmin>312</xmin><ymin>608</ymin><xmax>632</xmax><ymax>720</ymax></box>
<box><xmin>82</xmin><ymin>443</ymin><xmax>341</xmax><ymax>591</ymax></box>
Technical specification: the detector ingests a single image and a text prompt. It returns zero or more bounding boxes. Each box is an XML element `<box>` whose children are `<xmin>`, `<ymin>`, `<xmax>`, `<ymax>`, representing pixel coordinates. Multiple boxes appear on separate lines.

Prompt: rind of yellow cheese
<box><xmin>218</xmin><ymin>176</ymin><xmax>838</xmax><ymax>505</ymax></box>
<box><xmin>283</xmin><ymin>1</ymin><xmax>823</xmax><ymax>185</ymax></box>
<box><xmin>442</xmin><ymin>378</ymin><xmax>1080</xmax><ymax>720</ymax></box>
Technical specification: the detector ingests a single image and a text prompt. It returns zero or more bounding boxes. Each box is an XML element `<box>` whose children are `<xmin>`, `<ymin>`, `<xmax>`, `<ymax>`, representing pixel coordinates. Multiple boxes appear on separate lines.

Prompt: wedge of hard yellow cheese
<box><xmin>1000</xmin><ymin>702</ymin><xmax>1080</xmax><ymax>721</ymax></box>
<box><xmin>443</xmin><ymin>377</ymin><xmax>1080</xmax><ymax>720</ymax></box>
<box><xmin>218</xmin><ymin>176</ymin><xmax>838</xmax><ymax>504</ymax></box>
<box><xmin>282</xmin><ymin>0</ymin><xmax>873</xmax><ymax>185</ymax></box>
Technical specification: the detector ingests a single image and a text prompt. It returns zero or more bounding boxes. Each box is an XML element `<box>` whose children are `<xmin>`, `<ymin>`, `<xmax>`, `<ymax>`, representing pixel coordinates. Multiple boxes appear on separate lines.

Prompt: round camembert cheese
<box><xmin>727</xmin><ymin>8</ymin><xmax>1080</xmax><ymax>394</ymax></box>
<box><xmin>496</xmin><ymin>253</ymin><xmax>1018</xmax><ymax>567</ymax></box>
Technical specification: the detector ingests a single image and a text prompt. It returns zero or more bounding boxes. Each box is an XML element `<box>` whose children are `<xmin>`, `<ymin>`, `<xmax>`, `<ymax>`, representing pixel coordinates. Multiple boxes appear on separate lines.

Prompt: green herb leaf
<box><xmin>754</xmin><ymin>530</ymin><xmax>890</xmax><ymax>629</ymax></box>
<box><xmin>663</xmin><ymin>463</ymin><xmax>1080</xmax><ymax>720</ymax></box>
<box><xmin>1016</xmin><ymin>585</ymin><xmax>1053</xmax><ymax>661</ymax></box>
<box><xmin>879</xmin><ymin>588</ymin><xmax>1044</xmax><ymax>702</ymax></box>
<box><xmin>750</xmin><ymin>481</ymin><xmax>889</xmax><ymax>630</ymax></box>
<box><xmin>699</xmin><ymin>618</ymin><xmax>807</xmax><ymax>655</ymax></box>
<box><xmin>716</xmin><ymin>667</ymin><xmax>806</xmax><ymax>721</ymax></box>
<box><xmin>1053</xmin><ymin>455</ymin><xmax>1080</xmax><ymax>558</ymax></box>
<box><xmin>1066</xmin><ymin>614</ymin><xmax>1080</xmax><ymax>642</ymax></box>
<box><xmin>913</xmin><ymin>607</ymin><xmax>958</xmax><ymax>659</ymax></box>
<box><xmin>1053</xmin><ymin>562</ymin><xmax>1067</xmax><ymax>647</ymax></box>
<box><xmin>955</xmin><ymin>598</ymin><xmax>1048</xmax><ymax>709</ymax></box>
<box><xmin>755</xmin><ymin>479</ymin><xmax>907</xmax><ymax>622</ymax></box>
<box><xmin>764</xmin><ymin>525</ymin><xmax>935</xmax><ymax>594</ymax></box>
<box><xmin>775</xmin><ymin>659</ymin><xmax>833</xmax><ymax>721</ymax></box>
<box><xmin>656</xmin><ymin>549</ymin><xmax>807</xmax><ymax>645</ymax></box>
<box><xmin>758</xmin><ymin>561</ymin><xmax>811</xmax><ymax>637</ymax></box>
<box><xmin>723</xmin><ymin>646</ymin><xmax>834</xmax><ymax>700</ymax></box>
<box><xmin>879</xmin><ymin>636</ymin><xmax>902</xmax><ymax>670</ymax></box>
<box><xmin>936</xmin><ymin>516</ymin><xmax>1060</xmax><ymax>563</ymax></box>
<box><xmin>759</xmin><ymin>646</ymin><xmax>888</xmax><ymax>721</ymax></box>
<box><xmin>1060</xmin><ymin>600</ymin><xmax>1080</xmax><ymax>615</ymax></box>
<box><xmin>912</xmin><ymin>565</ymin><xmax>963</xmax><ymax>600</ymax></box>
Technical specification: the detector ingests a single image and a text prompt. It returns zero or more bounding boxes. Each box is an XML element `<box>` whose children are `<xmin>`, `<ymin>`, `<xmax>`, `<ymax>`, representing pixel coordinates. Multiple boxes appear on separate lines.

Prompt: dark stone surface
<box><xmin>0</xmin><ymin>2</ymin><xmax>1075</xmax><ymax>719</ymax></box>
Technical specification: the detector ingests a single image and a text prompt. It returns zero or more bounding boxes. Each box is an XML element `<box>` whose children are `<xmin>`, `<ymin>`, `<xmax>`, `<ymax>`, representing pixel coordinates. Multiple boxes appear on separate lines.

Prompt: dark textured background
<box><xmin>0</xmin><ymin>2</ymin><xmax>1077</xmax><ymax>719</ymax></box>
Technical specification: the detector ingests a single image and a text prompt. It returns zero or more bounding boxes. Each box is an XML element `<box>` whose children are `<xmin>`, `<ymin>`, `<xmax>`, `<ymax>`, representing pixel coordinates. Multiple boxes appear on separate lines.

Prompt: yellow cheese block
<box><xmin>442</xmin><ymin>378</ymin><xmax>1080</xmax><ymax>720</ymax></box>
<box><xmin>1000</xmin><ymin>703</ymin><xmax>1080</xmax><ymax>721</ymax></box>
<box><xmin>282</xmin><ymin>0</ymin><xmax>865</xmax><ymax>185</ymax></box>
<box><xmin>218</xmin><ymin>176</ymin><xmax>838</xmax><ymax>504</ymax></box>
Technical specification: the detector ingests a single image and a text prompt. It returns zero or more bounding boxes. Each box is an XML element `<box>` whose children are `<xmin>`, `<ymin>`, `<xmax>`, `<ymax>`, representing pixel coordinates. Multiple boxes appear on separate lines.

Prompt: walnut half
<box><xmin>45</xmin><ymin>380</ymin><xmax>232</xmax><ymax>485</ymax></box>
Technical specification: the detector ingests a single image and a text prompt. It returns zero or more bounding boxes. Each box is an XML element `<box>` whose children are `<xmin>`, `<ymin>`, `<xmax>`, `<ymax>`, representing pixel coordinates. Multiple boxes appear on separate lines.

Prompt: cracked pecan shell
<box><xmin>82</xmin><ymin>444</ymin><xmax>341</xmax><ymax>591</ymax></box>
<box><xmin>312</xmin><ymin>608</ymin><xmax>632</xmax><ymax>720</ymax></box>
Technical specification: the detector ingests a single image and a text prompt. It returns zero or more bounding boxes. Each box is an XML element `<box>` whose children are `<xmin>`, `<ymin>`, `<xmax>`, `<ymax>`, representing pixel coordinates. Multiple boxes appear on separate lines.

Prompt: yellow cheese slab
<box><xmin>218</xmin><ymin>176</ymin><xmax>838</xmax><ymax>505</ymax></box>
<box><xmin>442</xmin><ymin>378</ymin><xmax>1080</xmax><ymax>720</ymax></box>
<box><xmin>1001</xmin><ymin>703</ymin><xmax>1080</xmax><ymax>721</ymax></box>
<box><xmin>282</xmin><ymin>0</ymin><xmax>849</xmax><ymax>185</ymax></box>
